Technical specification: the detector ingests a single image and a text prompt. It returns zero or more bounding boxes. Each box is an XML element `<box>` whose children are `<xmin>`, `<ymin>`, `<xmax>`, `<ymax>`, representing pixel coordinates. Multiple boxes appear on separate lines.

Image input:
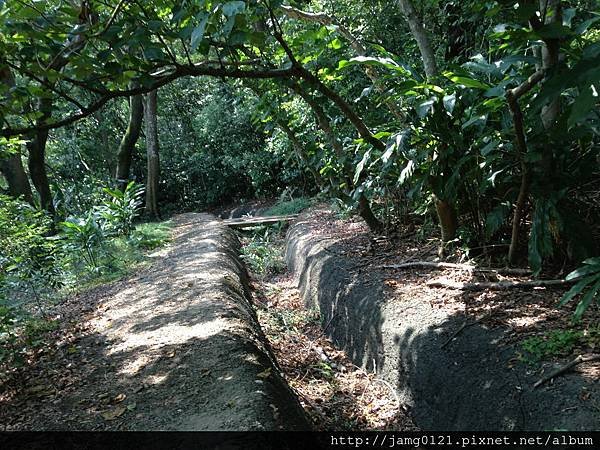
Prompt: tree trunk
<box><xmin>26</xmin><ymin>98</ymin><xmax>54</xmax><ymax>215</ymax></box>
<box><xmin>116</xmin><ymin>89</ymin><xmax>144</xmax><ymax>191</ymax></box>
<box><xmin>277</xmin><ymin>120</ymin><xmax>324</xmax><ymax>188</ymax></box>
<box><xmin>0</xmin><ymin>64</ymin><xmax>33</xmax><ymax>203</ymax></box>
<box><xmin>281</xmin><ymin>5</ymin><xmax>404</xmax><ymax>121</ymax></box>
<box><xmin>397</xmin><ymin>0</ymin><xmax>439</xmax><ymax>80</ymax></box>
<box><xmin>538</xmin><ymin>0</ymin><xmax>561</xmax><ymax>183</ymax></box>
<box><xmin>289</xmin><ymin>82</ymin><xmax>384</xmax><ymax>233</ymax></box>
<box><xmin>144</xmin><ymin>89</ymin><xmax>160</xmax><ymax>219</ymax></box>
<box><xmin>358</xmin><ymin>193</ymin><xmax>383</xmax><ymax>234</ymax></box>
<box><xmin>435</xmin><ymin>197</ymin><xmax>458</xmax><ymax>242</ymax></box>
<box><xmin>0</xmin><ymin>152</ymin><xmax>34</xmax><ymax>203</ymax></box>
<box><xmin>296</xmin><ymin>67</ymin><xmax>386</xmax><ymax>152</ymax></box>
<box><xmin>398</xmin><ymin>0</ymin><xmax>459</xmax><ymax>243</ymax></box>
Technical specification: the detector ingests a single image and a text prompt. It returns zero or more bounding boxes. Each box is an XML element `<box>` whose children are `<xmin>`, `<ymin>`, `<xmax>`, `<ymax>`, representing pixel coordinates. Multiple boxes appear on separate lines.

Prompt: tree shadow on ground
<box><xmin>292</xmin><ymin>230</ymin><xmax>600</xmax><ymax>431</ymax></box>
<box><xmin>0</xmin><ymin>215</ymin><xmax>308</xmax><ymax>432</ymax></box>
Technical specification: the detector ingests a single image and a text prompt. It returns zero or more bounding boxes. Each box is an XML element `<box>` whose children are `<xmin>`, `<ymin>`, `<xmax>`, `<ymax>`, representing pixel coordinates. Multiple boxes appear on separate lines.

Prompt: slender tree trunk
<box><xmin>358</xmin><ymin>194</ymin><xmax>384</xmax><ymax>234</ymax></box>
<box><xmin>281</xmin><ymin>5</ymin><xmax>404</xmax><ymax>121</ymax></box>
<box><xmin>0</xmin><ymin>63</ymin><xmax>33</xmax><ymax>203</ymax></box>
<box><xmin>271</xmin><ymin>29</ymin><xmax>385</xmax><ymax>232</ymax></box>
<box><xmin>289</xmin><ymin>82</ymin><xmax>384</xmax><ymax>233</ymax></box>
<box><xmin>26</xmin><ymin>98</ymin><xmax>54</xmax><ymax>215</ymax></box>
<box><xmin>116</xmin><ymin>90</ymin><xmax>144</xmax><ymax>190</ymax></box>
<box><xmin>398</xmin><ymin>0</ymin><xmax>458</xmax><ymax>243</ymax></box>
<box><xmin>538</xmin><ymin>0</ymin><xmax>561</xmax><ymax>185</ymax></box>
<box><xmin>296</xmin><ymin>67</ymin><xmax>386</xmax><ymax>152</ymax></box>
<box><xmin>435</xmin><ymin>197</ymin><xmax>458</xmax><ymax>242</ymax></box>
<box><xmin>277</xmin><ymin>120</ymin><xmax>324</xmax><ymax>188</ymax></box>
<box><xmin>144</xmin><ymin>89</ymin><xmax>160</xmax><ymax>219</ymax></box>
<box><xmin>397</xmin><ymin>0</ymin><xmax>439</xmax><ymax>79</ymax></box>
<box><xmin>0</xmin><ymin>152</ymin><xmax>34</xmax><ymax>203</ymax></box>
<box><xmin>506</xmin><ymin>71</ymin><xmax>545</xmax><ymax>265</ymax></box>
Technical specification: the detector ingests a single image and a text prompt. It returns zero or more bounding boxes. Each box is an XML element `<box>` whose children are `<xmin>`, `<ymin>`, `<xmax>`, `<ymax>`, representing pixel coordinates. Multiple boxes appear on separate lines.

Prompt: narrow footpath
<box><xmin>0</xmin><ymin>214</ymin><xmax>307</xmax><ymax>431</ymax></box>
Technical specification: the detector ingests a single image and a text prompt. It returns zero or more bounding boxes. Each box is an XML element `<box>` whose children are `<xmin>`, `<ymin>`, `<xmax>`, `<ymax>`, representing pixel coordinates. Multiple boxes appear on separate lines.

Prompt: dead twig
<box><xmin>533</xmin><ymin>354</ymin><xmax>600</xmax><ymax>389</ymax></box>
<box><xmin>440</xmin><ymin>312</ymin><xmax>492</xmax><ymax>349</ymax></box>
<box><xmin>381</xmin><ymin>261</ymin><xmax>531</xmax><ymax>276</ymax></box>
<box><xmin>427</xmin><ymin>278</ymin><xmax>573</xmax><ymax>291</ymax></box>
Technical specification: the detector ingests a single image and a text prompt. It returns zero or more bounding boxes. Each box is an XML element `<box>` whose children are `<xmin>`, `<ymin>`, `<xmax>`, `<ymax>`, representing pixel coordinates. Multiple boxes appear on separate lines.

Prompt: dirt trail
<box><xmin>0</xmin><ymin>213</ymin><xmax>307</xmax><ymax>431</ymax></box>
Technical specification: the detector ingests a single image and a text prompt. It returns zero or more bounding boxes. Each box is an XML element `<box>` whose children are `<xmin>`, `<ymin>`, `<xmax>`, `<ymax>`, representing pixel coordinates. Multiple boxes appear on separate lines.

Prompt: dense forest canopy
<box><xmin>1</xmin><ymin>0</ymin><xmax>599</xmax><ymax>330</ymax></box>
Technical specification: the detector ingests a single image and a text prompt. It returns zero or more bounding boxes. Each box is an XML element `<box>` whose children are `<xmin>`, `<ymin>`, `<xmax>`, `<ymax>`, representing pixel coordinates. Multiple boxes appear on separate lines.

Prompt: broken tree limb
<box><xmin>222</xmin><ymin>214</ymin><xmax>298</xmax><ymax>228</ymax></box>
<box><xmin>381</xmin><ymin>261</ymin><xmax>532</xmax><ymax>276</ymax></box>
<box><xmin>440</xmin><ymin>312</ymin><xmax>492</xmax><ymax>349</ymax></box>
<box><xmin>426</xmin><ymin>278</ymin><xmax>573</xmax><ymax>291</ymax></box>
<box><xmin>533</xmin><ymin>354</ymin><xmax>600</xmax><ymax>389</ymax></box>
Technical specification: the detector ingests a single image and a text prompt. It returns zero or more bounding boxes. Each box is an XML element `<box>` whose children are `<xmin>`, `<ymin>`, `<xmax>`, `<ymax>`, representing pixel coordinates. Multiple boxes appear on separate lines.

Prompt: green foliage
<box><xmin>560</xmin><ymin>258</ymin><xmax>600</xmax><ymax>321</ymax></box>
<box><xmin>266</xmin><ymin>197</ymin><xmax>313</xmax><ymax>216</ymax></box>
<box><xmin>240</xmin><ymin>230</ymin><xmax>285</xmax><ymax>277</ymax></box>
<box><xmin>520</xmin><ymin>324</ymin><xmax>600</xmax><ymax>363</ymax></box>
<box><xmin>521</xmin><ymin>329</ymin><xmax>584</xmax><ymax>362</ymax></box>
<box><xmin>0</xmin><ymin>195</ymin><xmax>61</xmax><ymax>298</ymax></box>
<box><xmin>60</xmin><ymin>212</ymin><xmax>106</xmax><ymax>269</ymax></box>
<box><xmin>130</xmin><ymin>221</ymin><xmax>173</xmax><ymax>250</ymax></box>
<box><xmin>97</xmin><ymin>182</ymin><xmax>144</xmax><ymax>236</ymax></box>
<box><xmin>0</xmin><ymin>304</ymin><xmax>19</xmax><ymax>364</ymax></box>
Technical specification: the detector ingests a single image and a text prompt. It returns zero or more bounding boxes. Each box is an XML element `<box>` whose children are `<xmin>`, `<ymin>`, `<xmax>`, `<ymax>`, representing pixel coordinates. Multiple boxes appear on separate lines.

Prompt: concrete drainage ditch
<box><xmin>285</xmin><ymin>210</ymin><xmax>599</xmax><ymax>431</ymax></box>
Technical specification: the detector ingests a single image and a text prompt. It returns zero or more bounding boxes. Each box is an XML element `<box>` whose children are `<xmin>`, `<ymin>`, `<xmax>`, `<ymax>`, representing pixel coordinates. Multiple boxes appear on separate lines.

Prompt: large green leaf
<box><xmin>573</xmin><ymin>277</ymin><xmax>600</xmax><ymax>321</ymax></box>
<box><xmin>353</xmin><ymin>150</ymin><xmax>371</xmax><ymax>185</ymax></box>
<box><xmin>191</xmin><ymin>13</ymin><xmax>209</xmax><ymax>52</ymax></box>
<box><xmin>222</xmin><ymin>1</ymin><xmax>245</xmax><ymax>17</ymax></box>
<box><xmin>443</xmin><ymin>71</ymin><xmax>490</xmax><ymax>89</ymax></box>
<box><xmin>568</xmin><ymin>85</ymin><xmax>597</xmax><ymax>128</ymax></box>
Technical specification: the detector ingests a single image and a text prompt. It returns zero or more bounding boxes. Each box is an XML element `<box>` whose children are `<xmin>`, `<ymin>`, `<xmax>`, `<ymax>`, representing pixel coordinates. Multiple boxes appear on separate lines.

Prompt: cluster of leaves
<box><xmin>0</xmin><ymin>183</ymin><xmax>171</xmax><ymax>365</ymax></box>
<box><xmin>521</xmin><ymin>326</ymin><xmax>600</xmax><ymax>363</ymax></box>
<box><xmin>240</xmin><ymin>228</ymin><xmax>286</xmax><ymax>277</ymax></box>
<box><xmin>265</xmin><ymin>196</ymin><xmax>313</xmax><ymax>216</ymax></box>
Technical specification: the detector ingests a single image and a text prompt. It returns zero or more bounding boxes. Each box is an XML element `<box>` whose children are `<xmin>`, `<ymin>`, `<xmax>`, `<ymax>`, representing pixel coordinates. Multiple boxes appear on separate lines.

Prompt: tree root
<box><xmin>533</xmin><ymin>354</ymin><xmax>600</xmax><ymax>389</ymax></box>
<box><xmin>426</xmin><ymin>278</ymin><xmax>572</xmax><ymax>291</ymax></box>
<box><xmin>381</xmin><ymin>261</ymin><xmax>531</xmax><ymax>276</ymax></box>
<box><xmin>440</xmin><ymin>312</ymin><xmax>492</xmax><ymax>349</ymax></box>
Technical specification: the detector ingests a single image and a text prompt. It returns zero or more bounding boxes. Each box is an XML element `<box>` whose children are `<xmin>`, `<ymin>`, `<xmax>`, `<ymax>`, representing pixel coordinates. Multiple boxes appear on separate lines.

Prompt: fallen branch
<box><xmin>533</xmin><ymin>354</ymin><xmax>600</xmax><ymax>389</ymax></box>
<box><xmin>440</xmin><ymin>312</ymin><xmax>492</xmax><ymax>349</ymax></box>
<box><xmin>427</xmin><ymin>278</ymin><xmax>572</xmax><ymax>291</ymax></box>
<box><xmin>381</xmin><ymin>261</ymin><xmax>531</xmax><ymax>276</ymax></box>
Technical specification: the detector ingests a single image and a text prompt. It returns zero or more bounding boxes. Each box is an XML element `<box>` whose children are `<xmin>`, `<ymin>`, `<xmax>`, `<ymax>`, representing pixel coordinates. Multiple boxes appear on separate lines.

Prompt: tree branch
<box><xmin>1</xmin><ymin>65</ymin><xmax>299</xmax><ymax>137</ymax></box>
<box><xmin>426</xmin><ymin>278</ymin><xmax>573</xmax><ymax>291</ymax></box>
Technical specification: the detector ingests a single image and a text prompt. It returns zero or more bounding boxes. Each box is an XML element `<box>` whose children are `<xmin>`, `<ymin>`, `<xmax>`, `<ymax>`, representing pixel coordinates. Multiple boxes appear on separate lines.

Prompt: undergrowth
<box><xmin>520</xmin><ymin>326</ymin><xmax>600</xmax><ymax>363</ymax></box>
<box><xmin>0</xmin><ymin>219</ymin><xmax>173</xmax><ymax>369</ymax></box>
<box><xmin>239</xmin><ymin>228</ymin><xmax>285</xmax><ymax>278</ymax></box>
<box><xmin>265</xmin><ymin>197</ymin><xmax>313</xmax><ymax>216</ymax></box>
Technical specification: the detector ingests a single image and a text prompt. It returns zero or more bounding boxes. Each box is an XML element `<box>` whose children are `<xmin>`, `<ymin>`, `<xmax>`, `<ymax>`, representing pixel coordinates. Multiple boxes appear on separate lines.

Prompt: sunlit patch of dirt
<box><xmin>250</xmin><ymin>273</ymin><xmax>417</xmax><ymax>430</ymax></box>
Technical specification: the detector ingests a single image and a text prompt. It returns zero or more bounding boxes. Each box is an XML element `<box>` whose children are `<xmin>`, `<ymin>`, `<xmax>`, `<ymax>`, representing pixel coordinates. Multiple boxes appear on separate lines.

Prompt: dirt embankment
<box><xmin>1</xmin><ymin>213</ymin><xmax>308</xmax><ymax>431</ymax></box>
<box><xmin>285</xmin><ymin>207</ymin><xmax>599</xmax><ymax>431</ymax></box>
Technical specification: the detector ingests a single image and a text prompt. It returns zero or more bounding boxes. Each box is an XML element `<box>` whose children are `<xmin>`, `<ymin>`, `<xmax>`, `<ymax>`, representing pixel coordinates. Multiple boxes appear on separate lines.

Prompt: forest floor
<box><xmin>248</xmin><ymin>268</ymin><xmax>417</xmax><ymax>430</ymax></box>
<box><xmin>0</xmin><ymin>214</ymin><xmax>306</xmax><ymax>431</ymax></box>
<box><xmin>2</xmin><ymin>207</ymin><xmax>599</xmax><ymax>431</ymax></box>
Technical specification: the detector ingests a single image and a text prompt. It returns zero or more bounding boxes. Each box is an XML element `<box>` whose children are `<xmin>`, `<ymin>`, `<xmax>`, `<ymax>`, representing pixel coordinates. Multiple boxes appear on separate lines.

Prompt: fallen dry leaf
<box><xmin>256</xmin><ymin>368</ymin><xmax>271</xmax><ymax>379</ymax></box>
<box><xmin>101</xmin><ymin>405</ymin><xmax>126</xmax><ymax>421</ymax></box>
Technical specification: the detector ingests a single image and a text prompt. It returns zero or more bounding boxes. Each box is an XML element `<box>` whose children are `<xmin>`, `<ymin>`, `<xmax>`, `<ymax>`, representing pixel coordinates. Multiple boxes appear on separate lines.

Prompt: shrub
<box><xmin>240</xmin><ymin>230</ymin><xmax>285</xmax><ymax>277</ymax></box>
<box><xmin>266</xmin><ymin>197</ymin><xmax>313</xmax><ymax>216</ymax></box>
<box><xmin>97</xmin><ymin>181</ymin><xmax>144</xmax><ymax>236</ymax></box>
